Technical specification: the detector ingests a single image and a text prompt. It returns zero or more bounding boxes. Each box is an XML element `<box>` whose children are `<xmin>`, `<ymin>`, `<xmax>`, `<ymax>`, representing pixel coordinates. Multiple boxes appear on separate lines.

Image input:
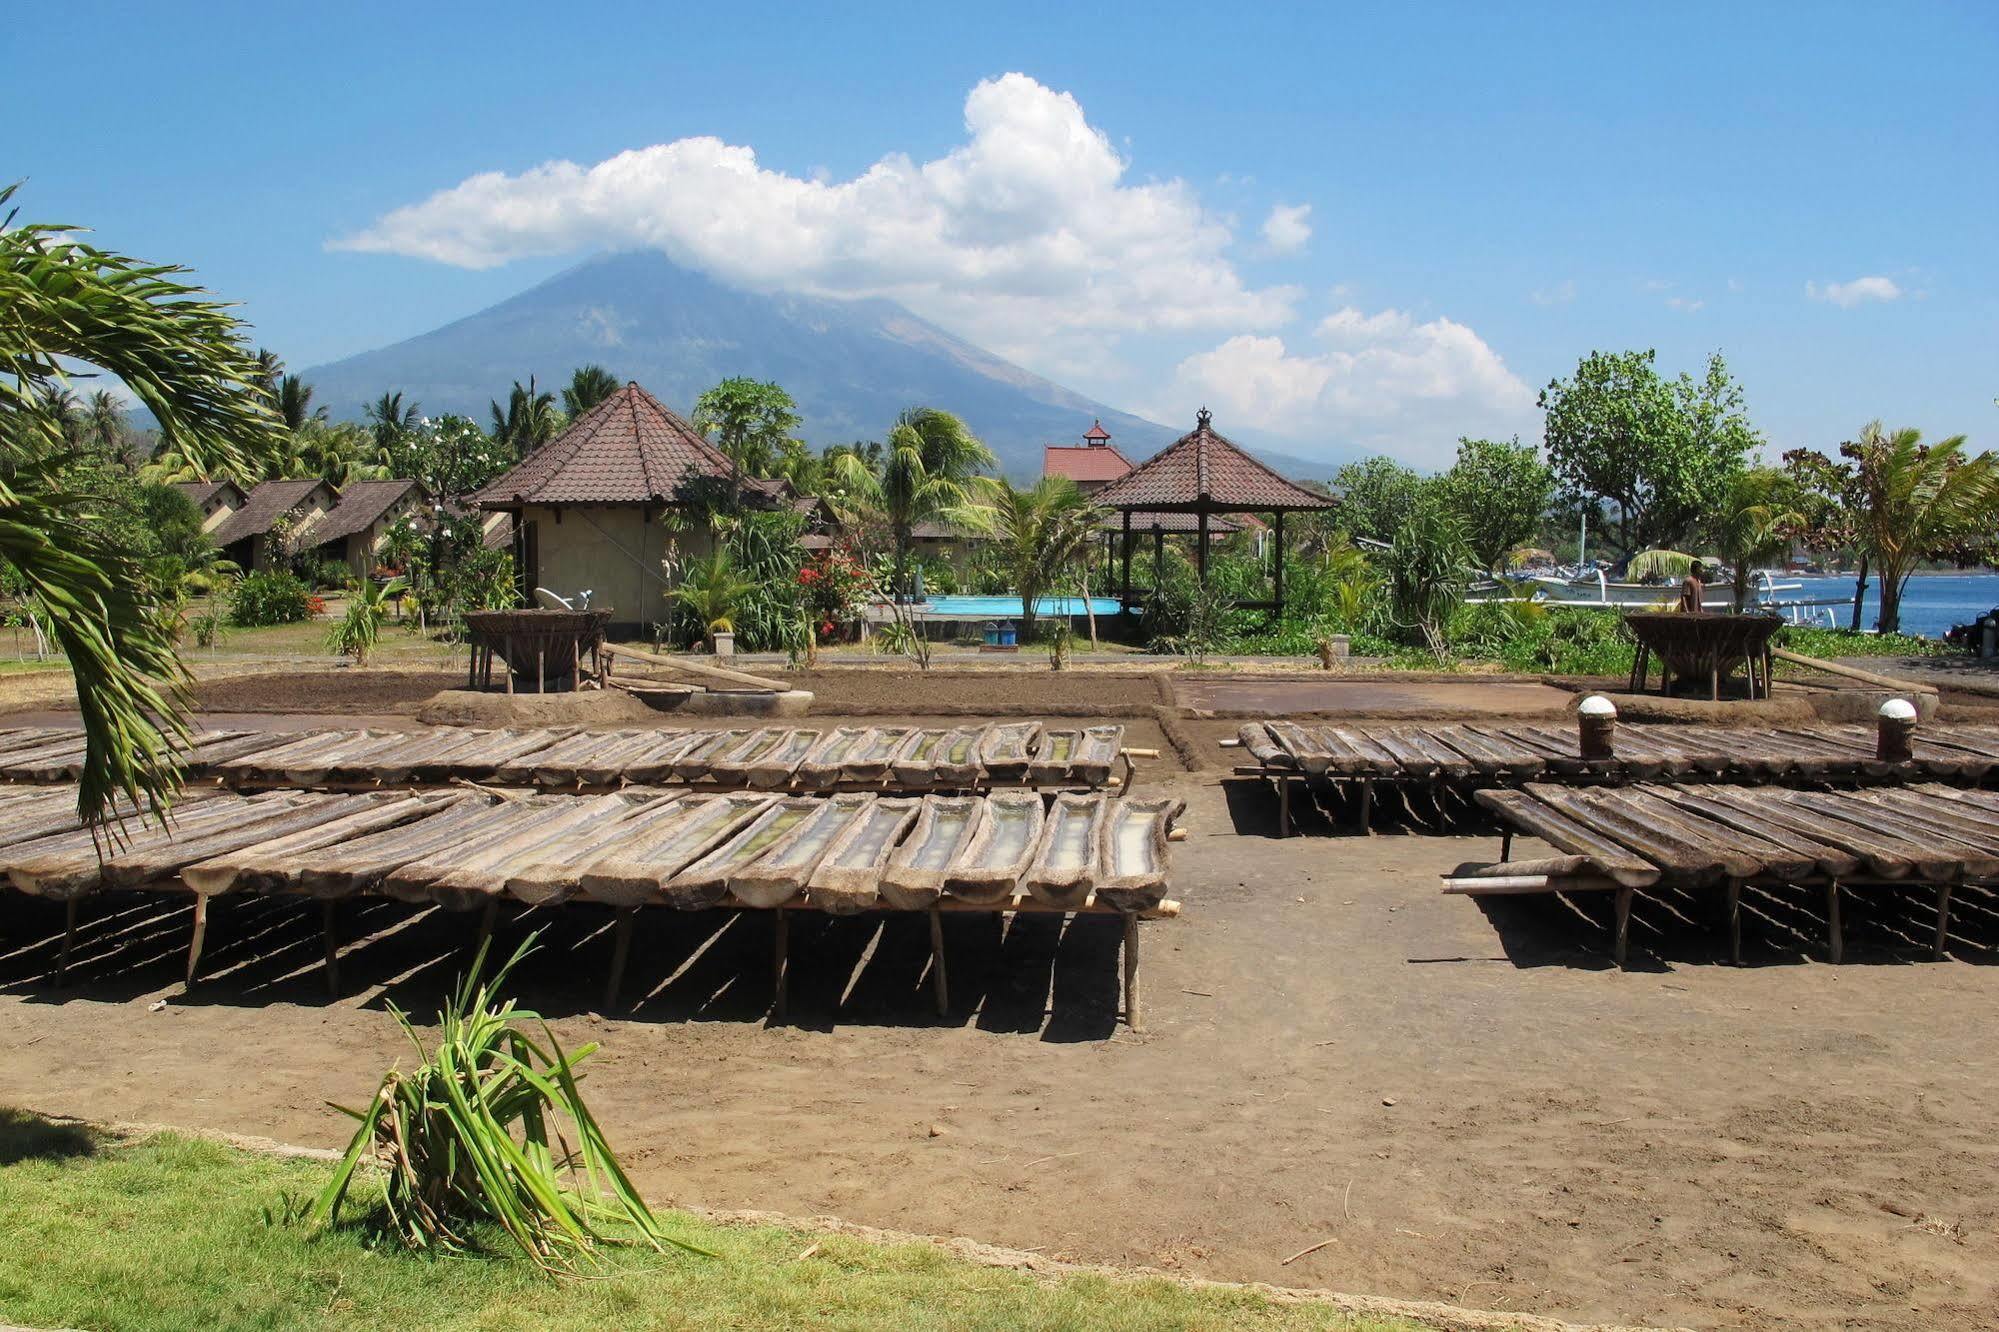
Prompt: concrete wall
<box><xmin>518</xmin><ymin>505</ymin><xmax>715</xmax><ymax>631</ymax></box>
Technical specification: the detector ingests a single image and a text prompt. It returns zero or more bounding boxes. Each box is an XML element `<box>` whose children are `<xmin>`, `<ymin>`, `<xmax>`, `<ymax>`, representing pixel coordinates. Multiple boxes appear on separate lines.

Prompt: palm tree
<box><xmin>1628</xmin><ymin>467</ymin><xmax>1802</xmax><ymax>611</ymax></box>
<box><xmin>38</xmin><ymin>386</ymin><xmax>84</xmax><ymax>451</ymax></box>
<box><xmin>829</xmin><ymin>407</ymin><xmax>995</xmax><ymax>596</ymax></box>
<box><xmin>989</xmin><ymin>478</ymin><xmax>1099</xmax><ymax>644</ymax></box>
<box><xmin>1</xmin><ymin>182</ymin><xmax>286</xmax><ymax>823</ymax></box>
<box><xmin>562</xmin><ymin>364</ymin><xmax>620</xmax><ymax>418</ymax></box>
<box><xmin>490</xmin><ymin>376</ymin><xmax>561</xmax><ymax>454</ymax></box>
<box><xmin>85</xmin><ymin>390</ymin><xmax>127</xmax><ymax>459</ymax></box>
<box><xmin>277</xmin><ymin>373</ymin><xmax>324</xmax><ymax>432</ymax></box>
<box><xmin>1845</xmin><ymin>421</ymin><xmax>1999</xmax><ymax>633</ymax></box>
<box><xmin>365</xmin><ymin>390</ymin><xmax>420</xmax><ymax>451</ymax></box>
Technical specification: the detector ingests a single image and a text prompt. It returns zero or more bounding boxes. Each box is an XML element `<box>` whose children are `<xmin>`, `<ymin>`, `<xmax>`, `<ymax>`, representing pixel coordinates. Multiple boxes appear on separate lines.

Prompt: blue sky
<box><xmin>11</xmin><ymin>1</ymin><xmax>1994</xmax><ymax>467</ymax></box>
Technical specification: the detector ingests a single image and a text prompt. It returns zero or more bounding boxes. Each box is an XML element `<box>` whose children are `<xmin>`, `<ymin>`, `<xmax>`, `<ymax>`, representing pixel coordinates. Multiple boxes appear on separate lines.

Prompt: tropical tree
<box><xmin>562</xmin><ymin>364</ymin><xmax>620</xmax><ymax>418</ymax></box>
<box><xmin>1385</xmin><ymin>489</ymin><xmax>1475</xmax><ymax>658</ymax></box>
<box><xmin>84</xmin><ymin>389</ymin><xmax>128</xmax><ymax>461</ymax></box>
<box><xmin>673</xmin><ymin>549</ymin><xmax>756</xmax><ymax>645</ymax></box>
<box><xmin>1332</xmin><ymin>456</ymin><xmax>1425</xmax><ymax>544</ymax></box>
<box><xmin>327</xmin><ymin>574</ymin><xmax>409</xmax><ymax>665</ymax></box>
<box><xmin>365</xmin><ymin>390</ymin><xmax>421</xmax><ymax>451</ymax></box>
<box><xmin>1627</xmin><ymin>467</ymin><xmax>1802</xmax><ymax>611</ymax></box>
<box><xmin>988</xmin><ymin>478</ymin><xmax>1099</xmax><ymax>644</ymax></box>
<box><xmin>1435</xmin><ymin>435</ymin><xmax>1554</xmax><ymax>572</ymax></box>
<box><xmin>276</xmin><ymin>373</ymin><xmax>323</xmax><ymax>432</ymax></box>
<box><xmin>694</xmin><ymin>376</ymin><xmax>801</xmax><ymax>481</ymax></box>
<box><xmin>296</xmin><ymin>420</ymin><xmax>390</xmax><ymax>487</ymax></box>
<box><xmin>489</xmin><ymin>376</ymin><xmax>561</xmax><ymax>454</ymax></box>
<box><xmin>1</xmin><ymin>182</ymin><xmax>286</xmax><ymax>823</ymax></box>
<box><xmin>1843</xmin><ymin>422</ymin><xmax>1999</xmax><ymax>633</ymax></box>
<box><xmin>1781</xmin><ymin>444</ymin><xmax>1871</xmax><ymax>629</ymax></box>
<box><xmin>1539</xmin><ymin>349</ymin><xmax>1758</xmax><ymax>556</ymax></box>
<box><xmin>829</xmin><ymin>407</ymin><xmax>995</xmax><ymax>595</ymax></box>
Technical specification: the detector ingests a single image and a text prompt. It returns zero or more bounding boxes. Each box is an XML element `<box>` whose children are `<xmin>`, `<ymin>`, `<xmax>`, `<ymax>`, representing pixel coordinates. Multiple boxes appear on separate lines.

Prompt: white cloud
<box><xmin>1163</xmin><ymin>307</ymin><xmax>1537</xmax><ymax>467</ymax></box>
<box><xmin>1531</xmin><ymin>279</ymin><xmax>1576</xmax><ymax>306</ymax></box>
<box><xmin>334</xmin><ymin>73</ymin><xmax>1297</xmax><ymax>361</ymax></box>
<box><xmin>1260</xmin><ymin>202</ymin><xmax>1312</xmax><ymax>255</ymax></box>
<box><xmin>1806</xmin><ymin>275</ymin><xmax>1903</xmax><ymax>307</ymax></box>
<box><xmin>1665</xmin><ymin>296</ymin><xmax>1704</xmax><ymax>313</ymax></box>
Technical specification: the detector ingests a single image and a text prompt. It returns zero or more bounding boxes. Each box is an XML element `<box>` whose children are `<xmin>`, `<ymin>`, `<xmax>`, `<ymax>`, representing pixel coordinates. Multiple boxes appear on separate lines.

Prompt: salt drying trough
<box><xmin>1447</xmin><ymin>781</ymin><xmax>1999</xmax><ymax>967</ymax></box>
<box><xmin>1233</xmin><ymin>719</ymin><xmax>1999</xmax><ymax>833</ymax></box>
<box><xmin>0</xmin><ymin>785</ymin><xmax>1181</xmax><ymax>1026</ymax></box>
<box><xmin>0</xmin><ymin>723</ymin><xmax>1131</xmax><ymax>793</ymax></box>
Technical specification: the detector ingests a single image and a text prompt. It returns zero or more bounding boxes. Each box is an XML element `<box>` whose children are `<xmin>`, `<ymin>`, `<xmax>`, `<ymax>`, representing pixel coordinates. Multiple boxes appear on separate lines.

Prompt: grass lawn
<box><xmin>0</xmin><ymin>1111</ymin><xmax>1431</xmax><ymax>1332</ymax></box>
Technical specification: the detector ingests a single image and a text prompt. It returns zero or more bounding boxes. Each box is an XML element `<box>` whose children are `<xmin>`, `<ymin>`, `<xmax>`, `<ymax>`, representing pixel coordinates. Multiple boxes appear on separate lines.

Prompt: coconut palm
<box><xmin>490</xmin><ymin>376</ymin><xmax>561</xmax><ymax>454</ymax></box>
<box><xmin>365</xmin><ymin>390</ymin><xmax>421</xmax><ymax>450</ymax></box>
<box><xmin>989</xmin><ymin>478</ymin><xmax>1099</xmax><ymax>644</ymax></box>
<box><xmin>1844</xmin><ymin>421</ymin><xmax>1999</xmax><ymax>633</ymax></box>
<box><xmin>1</xmin><ymin>182</ymin><xmax>286</xmax><ymax>823</ymax></box>
<box><xmin>276</xmin><ymin>373</ymin><xmax>323</xmax><ymax>432</ymax></box>
<box><xmin>1627</xmin><ymin>467</ymin><xmax>1802</xmax><ymax>611</ymax></box>
<box><xmin>84</xmin><ymin>389</ymin><xmax>127</xmax><ymax>460</ymax></box>
<box><xmin>562</xmin><ymin>364</ymin><xmax>620</xmax><ymax>418</ymax></box>
<box><xmin>829</xmin><ymin>407</ymin><xmax>995</xmax><ymax>596</ymax></box>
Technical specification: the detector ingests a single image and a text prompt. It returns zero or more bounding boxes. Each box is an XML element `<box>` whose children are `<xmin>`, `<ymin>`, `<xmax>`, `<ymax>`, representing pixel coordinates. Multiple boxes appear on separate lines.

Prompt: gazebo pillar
<box><xmin>1120</xmin><ymin>509</ymin><xmax>1133</xmax><ymax>603</ymax></box>
<box><xmin>1273</xmin><ymin>510</ymin><xmax>1285</xmax><ymax>617</ymax></box>
<box><xmin>1153</xmin><ymin>528</ymin><xmax>1164</xmax><ymax>587</ymax></box>
<box><xmin>1196</xmin><ymin>509</ymin><xmax>1210</xmax><ymax>586</ymax></box>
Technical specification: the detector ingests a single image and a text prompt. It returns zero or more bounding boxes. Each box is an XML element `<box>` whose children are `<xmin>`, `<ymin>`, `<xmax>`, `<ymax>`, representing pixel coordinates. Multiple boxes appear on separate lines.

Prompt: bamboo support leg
<box><xmin>322</xmin><ymin>899</ymin><xmax>340</xmax><ymax>995</ymax></box>
<box><xmin>57</xmin><ymin>896</ymin><xmax>79</xmax><ymax>982</ymax></box>
<box><xmin>537</xmin><ymin>649</ymin><xmax>545</xmax><ymax>695</ymax></box>
<box><xmin>928</xmin><ymin>908</ymin><xmax>949</xmax><ymax>1017</ymax></box>
<box><xmin>1825</xmin><ymin>879</ymin><xmax>1844</xmax><ymax>964</ymax></box>
<box><xmin>1277</xmin><ymin>777</ymin><xmax>1292</xmax><ymax>838</ymax></box>
<box><xmin>604</xmin><ymin>908</ymin><xmax>636</xmax><ymax>1009</ymax></box>
<box><xmin>504</xmin><ymin>651</ymin><xmax>514</xmax><ymax>694</ymax></box>
<box><xmin>187</xmin><ymin>895</ymin><xmax>211</xmax><ymax>985</ymax></box>
<box><xmin>771</xmin><ymin>906</ymin><xmax>789</xmax><ymax>1022</ymax></box>
<box><xmin>1122</xmin><ymin>910</ymin><xmax>1142</xmax><ymax>1032</ymax></box>
<box><xmin>1612</xmin><ymin>886</ymin><xmax>1633</xmax><ymax>968</ymax></box>
<box><xmin>1709</xmin><ymin>663</ymin><xmax>1720</xmax><ymax>702</ymax></box>
<box><xmin>1933</xmin><ymin>881</ymin><xmax>1953</xmax><ymax>961</ymax></box>
<box><xmin>467</xmin><ymin>649</ymin><xmax>479</xmax><ymax>690</ymax></box>
<box><xmin>475</xmin><ymin>898</ymin><xmax>499</xmax><ymax>953</ymax></box>
<box><xmin>1727</xmin><ymin>878</ymin><xmax>1743</xmax><ymax>966</ymax></box>
<box><xmin>1499</xmin><ymin>830</ymin><xmax>1513</xmax><ymax>863</ymax></box>
<box><xmin>1358</xmin><ymin>779</ymin><xmax>1374</xmax><ymax>835</ymax></box>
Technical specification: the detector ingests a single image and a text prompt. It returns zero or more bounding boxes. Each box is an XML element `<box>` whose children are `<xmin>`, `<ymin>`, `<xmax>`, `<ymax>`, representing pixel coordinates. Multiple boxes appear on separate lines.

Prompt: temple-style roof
<box><xmin>470</xmin><ymin>382</ymin><xmax>764</xmax><ymax>508</ymax></box>
<box><xmin>307</xmin><ymin>479</ymin><xmax>426</xmax><ymax>546</ymax></box>
<box><xmin>1089</xmin><ymin>409</ymin><xmax>1335</xmax><ymax>513</ymax></box>
<box><xmin>1082</xmin><ymin>419</ymin><xmax>1113</xmax><ymax>442</ymax></box>
<box><xmin>211</xmin><ymin>479</ymin><xmax>334</xmax><ymax>547</ymax></box>
<box><xmin>1043</xmin><ymin>442</ymin><xmax>1134</xmax><ymax>485</ymax></box>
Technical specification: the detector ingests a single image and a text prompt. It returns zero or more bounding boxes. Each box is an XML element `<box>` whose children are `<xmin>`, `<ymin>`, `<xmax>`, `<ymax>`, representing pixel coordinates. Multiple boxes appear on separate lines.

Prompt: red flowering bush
<box><xmin>798</xmin><ymin>549</ymin><xmax>867</xmax><ymax>642</ymax></box>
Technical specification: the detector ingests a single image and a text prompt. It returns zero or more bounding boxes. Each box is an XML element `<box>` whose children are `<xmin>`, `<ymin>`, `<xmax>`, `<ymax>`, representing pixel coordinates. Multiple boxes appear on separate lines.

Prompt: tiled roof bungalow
<box><xmin>209</xmin><ymin>478</ymin><xmax>339</xmax><ymax>572</ymax></box>
<box><xmin>469</xmin><ymin>382</ymin><xmax>780</xmax><ymax>634</ymax></box>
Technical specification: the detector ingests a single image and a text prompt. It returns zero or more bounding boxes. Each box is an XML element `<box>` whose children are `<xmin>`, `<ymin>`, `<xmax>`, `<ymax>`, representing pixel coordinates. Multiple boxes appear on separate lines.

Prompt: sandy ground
<box><xmin>4</xmin><ymin>763</ymin><xmax>1997</xmax><ymax>1329</ymax></box>
<box><xmin>2</xmin><ymin>668</ymin><xmax>1997</xmax><ymax>1328</ymax></box>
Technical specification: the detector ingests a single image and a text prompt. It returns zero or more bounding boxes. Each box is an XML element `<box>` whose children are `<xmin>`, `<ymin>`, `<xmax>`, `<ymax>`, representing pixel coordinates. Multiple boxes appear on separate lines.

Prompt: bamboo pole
<box><xmin>1122</xmin><ymin>910</ymin><xmax>1142</xmax><ymax>1032</ymax></box>
<box><xmin>928</xmin><ymin>908</ymin><xmax>948</xmax><ymax>1017</ymax></box>
<box><xmin>1769</xmin><ymin>648</ymin><xmax>1938</xmax><ymax>695</ymax></box>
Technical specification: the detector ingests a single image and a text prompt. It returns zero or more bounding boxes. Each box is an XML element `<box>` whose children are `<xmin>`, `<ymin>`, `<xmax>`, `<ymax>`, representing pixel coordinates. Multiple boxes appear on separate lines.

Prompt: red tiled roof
<box><xmin>470</xmin><ymin>382</ymin><xmax>752</xmax><ymax>508</ymax></box>
<box><xmin>1043</xmin><ymin>443</ymin><xmax>1133</xmax><ymax>484</ymax></box>
<box><xmin>306</xmin><ymin>479</ymin><xmax>426</xmax><ymax>546</ymax></box>
<box><xmin>1089</xmin><ymin>409</ymin><xmax>1335</xmax><ymax>513</ymax></box>
<box><xmin>1082</xmin><ymin>419</ymin><xmax>1112</xmax><ymax>442</ymax></box>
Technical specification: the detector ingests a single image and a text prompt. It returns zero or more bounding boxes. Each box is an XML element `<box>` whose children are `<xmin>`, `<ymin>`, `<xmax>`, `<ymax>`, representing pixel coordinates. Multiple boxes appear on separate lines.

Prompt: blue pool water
<box><xmin>921</xmin><ymin>595</ymin><xmax>1123</xmax><ymax>618</ymax></box>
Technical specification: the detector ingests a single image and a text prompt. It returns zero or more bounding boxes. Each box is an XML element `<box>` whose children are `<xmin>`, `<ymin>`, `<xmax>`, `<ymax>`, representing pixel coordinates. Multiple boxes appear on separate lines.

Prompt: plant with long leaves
<box><xmin>1842</xmin><ymin>421</ymin><xmax>1999</xmax><ymax>633</ymax></box>
<box><xmin>562</xmin><ymin>364</ymin><xmax>620</xmax><ymax>418</ymax></box>
<box><xmin>308</xmin><ymin>936</ymin><xmax>701</xmax><ymax>1273</ymax></box>
<box><xmin>673</xmin><ymin>549</ymin><xmax>756</xmax><ymax>641</ymax></box>
<box><xmin>829</xmin><ymin>406</ymin><xmax>994</xmax><ymax>598</ymax></box>
<box><xmin>327</xmin><ymin>575</ymin><xmax>409</xmax><ymax>664</ymax></box>
<box><xmin>1385</xmin><ymin>490</ymin><xmax>1476</xmax><ymax>659</ymax></box>
<box><xmin>987</xmin><ymin>477</ymin><xmax>1099</xmax><ymax>645</ymax></box>
<box><xmin>1</xmin><ymin>182</ymin><xmax>286</xmax><ymax>825</ymax></box>
<box><xmin>1625</xmin><ymin>467</ymin><xmax>1803</xmax><ymax>611</ymax></box>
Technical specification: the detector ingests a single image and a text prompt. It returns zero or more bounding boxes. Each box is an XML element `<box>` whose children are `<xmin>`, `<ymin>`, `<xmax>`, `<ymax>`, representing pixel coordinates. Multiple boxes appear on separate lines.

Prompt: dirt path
<box><xmin>2</xmin><ymin>771</ymin><xmax>1993</xmax><ymax>1329</ymax></box>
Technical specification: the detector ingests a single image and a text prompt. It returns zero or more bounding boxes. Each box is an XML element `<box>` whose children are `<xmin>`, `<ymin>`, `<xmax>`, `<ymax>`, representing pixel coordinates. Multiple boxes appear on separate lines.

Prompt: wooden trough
<box><xmin>1623</xmin><ymin>611</ymin><xmax>1781</xmax><ymax>700</ymax></box>
<box><xmin>0</xmin><ymin>786</ymin><xmax>1182</xmax><ymax>1028</ymax></box>
<box><xmin>463</xmin><ymin>608</ymin><xmax>611</xmax><ymax>694</ymax></box>
<box><xmin>0</xmin><ymin>723</ymin><xmax>1137</xmax><ymax>796</ymax></box>
<box><xmin>1447</xmin><ymin>781</ymin><xmax>1999</xmax><ymax>967</ymax></box>
<box><xmin>1232</xmin><ymin>719</ymin><xmax>1999</xmax><ymax>835</ymax></box>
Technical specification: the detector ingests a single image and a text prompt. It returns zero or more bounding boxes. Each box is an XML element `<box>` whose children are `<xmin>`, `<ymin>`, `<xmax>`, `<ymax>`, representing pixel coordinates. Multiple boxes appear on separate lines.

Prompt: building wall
<box><xmin>516</xmin><ymin>505</ymin><xmax>715</xmax><ymax>631</ymax></box>
<box><xmin>197</xmin><ymin>493</ymin><xmax>238</xmax><ymax>533</ymax></box>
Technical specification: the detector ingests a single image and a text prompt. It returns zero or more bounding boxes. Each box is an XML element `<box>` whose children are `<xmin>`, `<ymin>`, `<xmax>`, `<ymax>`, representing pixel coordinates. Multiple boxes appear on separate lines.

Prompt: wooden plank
<box><xmin>1638</xmin><ymin>785</ymin><xmax>1863</xmax><ymax>879</ymax></box>
<box><xmin>501</xmin><ymin>794</ymin><xmax>693</xmax><ymax>905</ymax></box>
<box><xmin>1771</xmin><ymin>788</ymin><xmax>1999</xmax><ymax>879</ymax></box>
<box><xmin>394</xmin><ymin>795</ymin><xmax>633</xmax><ymax>910</ymax></box>
<box><xmin>601</xmin><ymin>640</ymin><xmax>789</xmax><ymax>692</ymax></box>
<box><xmin>1471</xmin><ymin>789</ymin><xmax>1661</xmax><ymax>886</ymax></box>
<box><xmin>1528</xmin><ymin>785</ymin><xmax>1753</xmax><ymax>884</ymax></box>
<box><xmin>574</xmin><ymin>793</ymin><xmax>774</xmax><ymax>908</ymax></box>
<box><xmin>5</xmin><ymin>794</ymin><xmax>314</xmax><ymax>899</ymax></box>
<box><xmin>1234</xmin><ymin>723</ymin><xmax>1291</xmax><ymax>771</ymax></box>
<box><xmin>295</xmin><ymin>798</ymin><xmax>522</xmax><ymax>898</ymax></box>
<box><xmin>181</xmin><ymin>794</ymin><xmax>450</xmax><ymax>896</ymax></box>
<box><xmin>1593</xmin><ymin>787</ymin><xmax>1815</xmax><ymax>879</ymax></box>
<box><xmin>1428</xmin><ymin>724</ymin><xmax>1543</xmax><ymax>780</ymax></box>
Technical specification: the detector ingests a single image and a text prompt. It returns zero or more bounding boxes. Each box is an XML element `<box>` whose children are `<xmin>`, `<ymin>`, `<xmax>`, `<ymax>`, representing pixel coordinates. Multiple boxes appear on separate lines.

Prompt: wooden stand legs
<box><xmin>1612</xmin><ymin>886</ymin><xmax>1633</xmax><ymax>968</ymax></box>
<box><xmin>1825</xmin><ymin>879</ymin><xmax>1844</xmax><ymax>964</ymax></box>
<box><xmin>771</xmin><ymin>906</ymin><xmax>789</xmax><ymax>1022</ymax></box>
<box><xmin>1935</xmin><ymin>881</ymin><xmax>1954</xmax><ymax>961</ymax></box>
<box><xmin>187</xmin><ymin>894</ymin><xmax>211</xmax><ymax>984</ymax></box>
<box><xmin>1276</xmin><ymin>777</ymin><xmax>1291</xmax><ymax>838</ymax></box>
<box><xmin>603</xmin><ymin>908</ymin><xmax>636</xmax><ymax>1009</ymax></box>
<box><xmin>1727</xmin><ymin>878</ymin><xmax>1743</xmax><ymax>966</ymax></box>
<box><xmin>57</xmin><ymin>896</ymin><xmax>79</xmax><ymax>982</ymax></box>
<box><xmin>322</xmin><ymin>899</ymin><xmax>340</xmax><ymax>995</ymax></box>
<box><xmin>928</xmin><ymin>908</ymin><xmax>949</xmax><ymax>1017</ymax></box>
<box><xmin>1122</xmin><ymin>910</ymin><xmax>1142</xmax><ymax>1032</ymax></box>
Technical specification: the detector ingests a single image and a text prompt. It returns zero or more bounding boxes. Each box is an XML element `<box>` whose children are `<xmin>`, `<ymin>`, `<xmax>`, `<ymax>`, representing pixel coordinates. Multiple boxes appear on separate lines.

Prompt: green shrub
<box><xmin>1774</xmin><ymin>625</ymin><xmax>1949</xmax><ymax>659</ymax></box>
<box><xmin>229</xmin><ymin>569</ymin><xmax>313</xmax><ymax>627</ymax></box>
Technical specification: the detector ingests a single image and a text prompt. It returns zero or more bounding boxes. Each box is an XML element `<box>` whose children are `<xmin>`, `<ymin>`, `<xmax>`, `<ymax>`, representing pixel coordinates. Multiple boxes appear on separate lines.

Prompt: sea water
<box><xmin>1779</xmin><ymin>572</ymin><xmax>1999</xmax><ymax>640</ymax></box>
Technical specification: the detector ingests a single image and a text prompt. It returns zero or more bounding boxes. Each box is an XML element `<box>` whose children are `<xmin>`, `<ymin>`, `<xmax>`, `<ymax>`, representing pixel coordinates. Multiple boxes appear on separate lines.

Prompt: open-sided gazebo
<box><xmin>1090</xmin><ymin>408</ymin><xmax>1336</xmax><ymax>616</ymax></box>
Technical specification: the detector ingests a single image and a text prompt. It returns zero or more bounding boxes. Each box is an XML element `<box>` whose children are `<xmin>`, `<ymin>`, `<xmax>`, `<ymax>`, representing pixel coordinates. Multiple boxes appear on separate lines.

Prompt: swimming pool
<box><xmin>917</xmin><ymin>595</ymin><xmax>1123</xmax><ymax>618</ymax></box>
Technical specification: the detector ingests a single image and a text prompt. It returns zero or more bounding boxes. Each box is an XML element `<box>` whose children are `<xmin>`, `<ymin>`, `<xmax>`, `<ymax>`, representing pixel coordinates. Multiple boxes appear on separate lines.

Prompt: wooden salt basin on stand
<box><xmin>1231</xmin><ymin>719</ymin><xmax>1999</xmax><ymax>835</ymax></box>
<box><xmin>463</xmin><ymin>608</ymin><xmax>612</xmax><ymax>694</ymax></box>
<box><xmin>1445</xmin><ymin>781</ymin><xmax>1999</xmax><ymax>967</ymax></box>
<box><xmin>0</xmin><ymin>785</ymin><xmax>1182</xmax><ymax>1029</ymax></box>
<box><xmin>0</xmin><ymin>724</ymin><xmax>1135</xmax><ymax>796</ymax></box>
<box><xmin>1623</xmin><ymin>611</ymin><xmax>1781</xmax><ymax>700</ymax></box>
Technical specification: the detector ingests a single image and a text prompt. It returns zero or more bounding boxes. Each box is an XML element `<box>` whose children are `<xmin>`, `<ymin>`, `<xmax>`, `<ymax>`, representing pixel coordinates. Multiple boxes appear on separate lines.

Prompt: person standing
<box><xmin>1678</xmin><ymin>560</ymin><xmax>1708</xmax><ymax>613</ymax></box>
